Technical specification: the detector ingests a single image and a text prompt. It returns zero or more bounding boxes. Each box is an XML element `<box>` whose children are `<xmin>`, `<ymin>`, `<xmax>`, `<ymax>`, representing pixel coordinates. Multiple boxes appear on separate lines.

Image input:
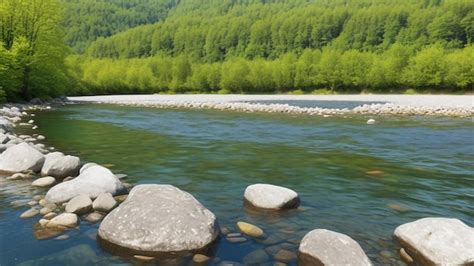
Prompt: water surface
<box><xmin>1</xmin><ymin>104</ymin><xmax>473</xmax><ymax>265</ymax></box>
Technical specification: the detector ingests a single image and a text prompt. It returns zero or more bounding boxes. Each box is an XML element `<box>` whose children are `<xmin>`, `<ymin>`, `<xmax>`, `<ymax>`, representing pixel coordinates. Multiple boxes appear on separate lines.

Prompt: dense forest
<box><xmin>0</xmin><ymin>0</ymin><xmax>473</xmax><ymax>101</ymax></box>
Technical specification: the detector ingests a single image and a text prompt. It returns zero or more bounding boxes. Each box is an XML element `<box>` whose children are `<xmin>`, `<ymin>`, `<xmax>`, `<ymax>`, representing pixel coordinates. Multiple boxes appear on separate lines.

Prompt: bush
<box><xmin>403</xmin><ymin>88</ymin><xmax>418</xmax><ymax>95</ymax></box>
<box><xmin>217</xmin><ymin>88</ymin><xmax>231</xmax><ymax>94</ymax></box>
<box><xmin>311</xmin><ymin>88</ymin><xmax>335</xmax><ymax>95</ymax></box>
<box><xmin>288</xmin><ymin>89</ymin><xmax>305</xmax><ymax>95</ymax></box>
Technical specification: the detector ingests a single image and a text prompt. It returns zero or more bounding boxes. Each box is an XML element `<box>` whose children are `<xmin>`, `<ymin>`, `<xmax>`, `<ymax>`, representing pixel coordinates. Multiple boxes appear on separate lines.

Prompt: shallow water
<box><xmin>1</xmin><ymin>104</ymin><xmax>473</xmax><ymax>265</ymax></box>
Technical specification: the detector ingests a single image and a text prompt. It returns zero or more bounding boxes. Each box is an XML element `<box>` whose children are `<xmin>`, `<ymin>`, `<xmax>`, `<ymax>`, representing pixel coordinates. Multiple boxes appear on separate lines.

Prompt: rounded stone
<box><xmin>32</xmin><ymin>176</ymin><xmax>56</xmax><ymax>187</ymax></box>
<box><xmin>274</xmin><ymin>249</ymin><xmax>297</xmax><ymax>263</ymax></box>
<box><xmin>237</xmin><ymin>222</ymin><xmax>264</xmax><ymax>238</ymax></box>
<box><xmin>298</xmin><ymin>229</ymin><xmax>371</xmax><ymax>265</ymax></box>
<box><xmin>193</xmin><ymin>254</ymin><xmax>211</xmax><ymax>264</ymax></box>
<box><xmin>84</xmin><ymin>212</ymin><xmax>104</xmax><ymax>223</ymax></box>
<box><xmin>92</xmin><ymin>192</ymin><xmax>117</xmax><ymax>213</ymax></box>
<box><xmin>46</xmin><ymin>213</ymin><xmax>79</xmax><ymax>228</ymax></box>
<box><xmin>20</xmin><ymin>208</ymin><xmax>39</xmax><ymax>219</ymax></box>
<box><xmin>0</xmin><ymin>143</ymin><xmax>45</xmax><ymax>173</ymax></box>
<box><xmin>394</xmin><ymin>217</ymin><xmax>474</xmax><ymax>265</ymax></box>
<box><xmin>98</xmin><ymin>184</ymin><xmax>219</xmax><ymax>256</ymax></box>
<box><xmin>65</xmin><ymin>194</ymin><xmax>92</xmax><ymax>214</ymax></box>
<box><xmin>244</xmin><ymin>184</ymin><xmax>299</xmax><ymax>210</ymax></box>
<box><xmin>45</xmin><ymin>163</ymin><xmax>124</xmax><ymax>203</ymax></box>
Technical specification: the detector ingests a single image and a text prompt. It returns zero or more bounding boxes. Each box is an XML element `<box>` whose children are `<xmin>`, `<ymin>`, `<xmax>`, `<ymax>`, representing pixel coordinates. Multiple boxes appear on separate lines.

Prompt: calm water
<box><xmin>1</xmin><ymin>104</ymin><xmax>473</xmax><ymax>265</ymax></box>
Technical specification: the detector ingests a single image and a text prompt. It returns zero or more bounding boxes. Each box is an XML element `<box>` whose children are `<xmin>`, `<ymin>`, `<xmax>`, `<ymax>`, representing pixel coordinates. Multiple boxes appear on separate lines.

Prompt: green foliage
<box><xmin>0</xmin><ymin>0</ymin><xmax>70</xmax><ymax>101</ymax></box>
<box><xmin>403</xmin><ymin>88</ymin><xmax>418</xmax><ymax>95</ymax></box>
<box><xmin>70</xmin><ymin>45</ymin><xmax>474</xmax><ymax>94</ymax></box>
<box><xmin>62</xmin><ymin>0</ymin><xmax>177</xmax><ymax>52</ymax></box>
<box><xmin>84</xmin><ymin>0</ymin><xmax>473</xmax><ymax>61</ymax></box>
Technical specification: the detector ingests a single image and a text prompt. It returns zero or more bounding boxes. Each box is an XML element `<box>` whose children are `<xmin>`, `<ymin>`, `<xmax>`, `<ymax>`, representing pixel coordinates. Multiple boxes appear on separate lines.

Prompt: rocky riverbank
<box><xmin>1</xmin><ymin>101</ymin><xmax>473</xmax><ymax>265</ymax></box>
<box><xmin>69</xmin><ymin>94</ymin><xmax>474</xmax><ymax>117</ymax></box>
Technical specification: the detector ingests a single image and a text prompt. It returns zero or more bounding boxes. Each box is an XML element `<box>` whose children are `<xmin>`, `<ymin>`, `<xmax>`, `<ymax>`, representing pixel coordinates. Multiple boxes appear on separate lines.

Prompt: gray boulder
<box><xmin>65</xmin><ymin>194</ymin><xmax>92</xmax><ymax>214</ymax></box>
<box><xmin>41</xmin><ymin>152</ymin><xmax>81</xmax><ymax>179</ymax></box>
<box><xmin>0</xmin><ymin>142</ymin><xmax>45</xmax><ymax>173</ymax></box>
<box><xmin>0</xmin><ymin>117</ymin><xmax>14</xmax><ymax>133</ymax></box>
<box><xmin>244</xmin><ymin>184</ymin><xmax>299</xmax><ymax>210</ymax></box>
<box><xmin>98</xmin><ymin>184</ymin><xmax>219</xmax><ymax>255</ymax></box>
<box><xmin>299</xmin><ymin>229</ymin><xmax>372</xmax><ymax>266</ymax></box>
<box><xmin>45</xmin><ymin>163</ymin><xmax>124</xmax><ymax>203</ymax></box>
<box><xmin>394</xmin><ymin>217</ymin><xmax>474</xmax><ymax>265</ymax></box>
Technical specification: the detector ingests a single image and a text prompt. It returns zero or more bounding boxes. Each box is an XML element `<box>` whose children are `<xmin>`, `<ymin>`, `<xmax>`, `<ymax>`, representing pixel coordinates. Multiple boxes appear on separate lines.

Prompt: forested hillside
<box><xmin>1</xmin><ymin>0</ymin><xmax>473</xmax><ymax>101</ymax></box>
<box><xmin>63</xmin><ymin>0</ymin><xmax>177</xmax><ymax>52</ymax></box>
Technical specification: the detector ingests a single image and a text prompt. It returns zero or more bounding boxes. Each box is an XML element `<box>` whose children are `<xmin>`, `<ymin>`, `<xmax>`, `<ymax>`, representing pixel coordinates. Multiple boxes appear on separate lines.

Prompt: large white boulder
<box><xmin>98</xmin><ymin>184</ymin><xmax>219</xmax><ymax>255</ymax></box>
<box><xmin>45</xmin><ymin>163</ymin><xmax>124</xmax><ymax>203</ymax></box>
<box><xmin>41</xmin><ymin>152</ymin><xmax>81</xmax><ymax>179</ymax></box>
<box><xmin>394</xmin><ymin>217</ymin><xmax>474</xmax><ymax>265</ymax></box>
<box><xmin>299</xmin><ymin>229</ymin><xmax>372</xmax><ymax>265</ymax></box>
<box><xmin>0</xmin><ymin>142</ymin><xmax>45</xmax><ymax>173</ymax></box>
<box><xmin>244</xmin><ymin>184</ymin><xmax>299</xmax><ymax>210</ymax></box>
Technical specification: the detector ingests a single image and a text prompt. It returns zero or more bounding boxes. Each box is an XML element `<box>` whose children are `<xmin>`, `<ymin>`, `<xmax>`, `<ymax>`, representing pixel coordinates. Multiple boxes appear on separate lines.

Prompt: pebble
<box><xmin>274</xmin><ymin>249</ymin><xmax>297</xmax><ymax>263</ymax></box>
<box><xmin>193</xmin><ymin>254</ymin><xmax>211</xmax><ymax>264</ymax></box>
<box><xmin>27</xmin><ymin>200</ymin><xmax>38</xmax><ymax>206</ymax></box>
<box><xmin>227</xmin><ymin>233</ymin><xmax>241</xmax><ymax>237</ymax></box>
<box><xmin>133</xmin><ymin>255</ymin><xmax>155</xmax><ymax>261</ymax></box>
<box><xmin>20</xmin><ymin>208</ymin><xmax>39</xmax><ymax>218</ymax></box>
<box><xmin>237</xmin><ymin>221</ymin><xmax>264</xmax><ymax>238</ymax></box>
<box><xmin>43</xmin><ymin>212</ymin><xmax>57</xmax><ymax>219</ymax></box>
<box><xmin>84</xmin><ymin>212</ymin><xmax>104</xmax><ymax>223</ymax></box>
<box><xmin>399</xmin><ymin>248</ymin><xmax>414</xmax><ymax>264</ymax></box>
<box><xmin>380</xmin><ymin>250</ymin><xmax>393</xmax><ymax>259</ymax></box>
<box><xmin>226</xmin><ymin>237</ymin><xmax>247</xmax><ymax>243</ymax></box>
<box><xmin>40</xmin><ymin>207</ymin><xmax>53</xmax><ymax>215</ymax></box>
<box><xmin>55</xmin><ymin>235</ymin><xmax>69</xmax><ymax>240</ymax></box>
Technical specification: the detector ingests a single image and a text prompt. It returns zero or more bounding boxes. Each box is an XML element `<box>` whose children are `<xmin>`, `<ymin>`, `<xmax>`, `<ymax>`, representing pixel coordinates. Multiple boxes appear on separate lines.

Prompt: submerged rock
<box><xmin>65</xmin><ymin>194</ymin><xmax>92</xmax><ymax>214</ymax></box>
<box><xmin>45</xmin><ymin>163</ymin><xmax>124</xmax><ymax>203</ymax></box>
<box><xmin>237</xmin><ymin>222</ymin><xmax>264</xmax><ymax>238</ymax></box>
<box><xmin>20</xmin><ymin>208</ymin><xmax>39</xmax><ymax>219</ymax></box>
<box><xmin>0</xmin><ymin>143</ymin><xmax>45</xmax><ymax>174</ymax></box>
<box><xmin>98</xmin><ymin>184</ymin><xmax>219</xmax><ymax>256</ymax></box>
<box><xmin>244</xmin><ymin>184</ymin><xmax>299</xmax><ymax>210</ymax></box>
<box><xmin>394</xmin><ymin>217</ymin><xmax>474</xmax><ymax>265</ymax></box>
<box><xmin>298</xmin><ymin>229</ymin><xmax>372</xmax><ymax>265</ymax></box>
<box><xmin>41</xmin><ymin>152</ymin><xmax>81</xmax><ymax>179</ymax></box>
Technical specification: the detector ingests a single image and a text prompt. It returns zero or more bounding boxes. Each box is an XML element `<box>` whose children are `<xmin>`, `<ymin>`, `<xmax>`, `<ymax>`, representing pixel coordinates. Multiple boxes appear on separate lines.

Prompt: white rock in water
<box><xmin>394</xmin><ymin>217</ymin><xmax>474</xmax><ymax>265</ymax></box>
<box><xmin>244</xmin><ymin>184</ymin><xmax>299</xmax><ymax>210</ymax></box>
<box><xmin>0</xmin><ymin>142</ymin><xmax>45</xmax><ymax>173</ymax></box>
<box><xmin>45</xmin><ymin>163</ymin><xmax>124</xmax><ymax>203</ymax></box>
<box><xmin>367</xmin><ymin>119</ymin><xmax>376</xmax><ymax>124</ymax></box>
<box><xmin>46</xmin><ymin>213</ymin><xmax>79</xmax><ymax>228</ymax></box>
<box><xmin>98</xmin><ymin>184</ymin><xmax>219</xmax><ymax>254</ymax></box>
<box><xmin>28</xmin><ymin>120</ymin><xmax>34</xmax><ymax>124</ymax></box>
<box><xmin>299</xmin><ymin>229</ymin><xmax>372</xmax><ymax>265</ymax></box>
<box><xmin>65</xmin><ymin>194</ymin><xmax>92</xmax><ymax>214</ymax></box>
<box><xmin>92</xmin><ymin>192</ymin><xmax>117</xmax><ymax>213</ymax></box>
<box><xmin>32</xmin><ymin>176</ymin><xmax>56</xmax><ymax>187</ymax></box>
<box><xmin>41</xmin><ymin>152</ymin><xmax>81</xmax><ymax>179</ymax></box>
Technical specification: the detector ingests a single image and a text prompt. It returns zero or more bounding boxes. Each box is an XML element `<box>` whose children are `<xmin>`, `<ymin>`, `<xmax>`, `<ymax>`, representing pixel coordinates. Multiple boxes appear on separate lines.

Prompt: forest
<box><xmin>0</xmin><ymin>0</ymin><xmax>473</xmax><ymax>101</ymax></box>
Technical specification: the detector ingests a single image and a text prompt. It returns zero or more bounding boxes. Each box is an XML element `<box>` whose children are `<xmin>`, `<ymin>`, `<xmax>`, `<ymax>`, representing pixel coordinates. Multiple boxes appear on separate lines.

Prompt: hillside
<box><xmin>63</xmin><ymin>0</ymin><xmax>177</xmax><ymax>52</ymax></box>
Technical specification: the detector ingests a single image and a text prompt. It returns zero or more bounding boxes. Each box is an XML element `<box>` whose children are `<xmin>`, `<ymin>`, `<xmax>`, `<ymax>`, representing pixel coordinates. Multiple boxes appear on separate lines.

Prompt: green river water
<box><xmin>0</xmin><ymin>103</ymin><xmax>473</xmax><ymax>265</ymax></box>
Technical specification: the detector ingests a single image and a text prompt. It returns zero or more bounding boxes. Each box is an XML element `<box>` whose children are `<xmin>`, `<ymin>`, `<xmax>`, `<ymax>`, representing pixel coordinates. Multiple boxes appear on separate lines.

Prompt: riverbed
<box><xmin>1</xmin><ymin>103</ymin><xmax>473</xmax><ymax>265</ymax></box>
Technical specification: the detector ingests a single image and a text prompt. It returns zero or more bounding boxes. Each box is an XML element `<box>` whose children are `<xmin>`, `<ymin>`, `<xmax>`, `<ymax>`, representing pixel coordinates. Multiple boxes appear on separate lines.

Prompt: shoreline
<box><xmin>68</xmin><ymin>94</ymin><xmax>473</xmax><ymax>117</ymax></box>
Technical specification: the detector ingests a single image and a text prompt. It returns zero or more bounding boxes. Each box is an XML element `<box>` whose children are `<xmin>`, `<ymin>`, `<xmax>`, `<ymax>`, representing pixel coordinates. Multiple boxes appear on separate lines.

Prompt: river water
<box><xmin>1</xmin><ymin>104</ymin><xmax>473</xmax><ymax>265</ymax></box>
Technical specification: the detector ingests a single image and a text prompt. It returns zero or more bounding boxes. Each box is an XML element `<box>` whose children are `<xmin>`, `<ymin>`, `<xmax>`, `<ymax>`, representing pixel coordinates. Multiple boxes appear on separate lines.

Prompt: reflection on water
<box><xmin>1</xmin><ymin>104</ymin><xmax>473</xmax><ymax>265</ymax></box>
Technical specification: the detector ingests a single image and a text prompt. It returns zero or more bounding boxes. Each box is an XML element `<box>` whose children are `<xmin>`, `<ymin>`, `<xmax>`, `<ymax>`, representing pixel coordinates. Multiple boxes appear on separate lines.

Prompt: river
<box><xmin>1</xmin><ymin>103</ymin><xmax>473</xmax><ymax>265</ymax></box>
